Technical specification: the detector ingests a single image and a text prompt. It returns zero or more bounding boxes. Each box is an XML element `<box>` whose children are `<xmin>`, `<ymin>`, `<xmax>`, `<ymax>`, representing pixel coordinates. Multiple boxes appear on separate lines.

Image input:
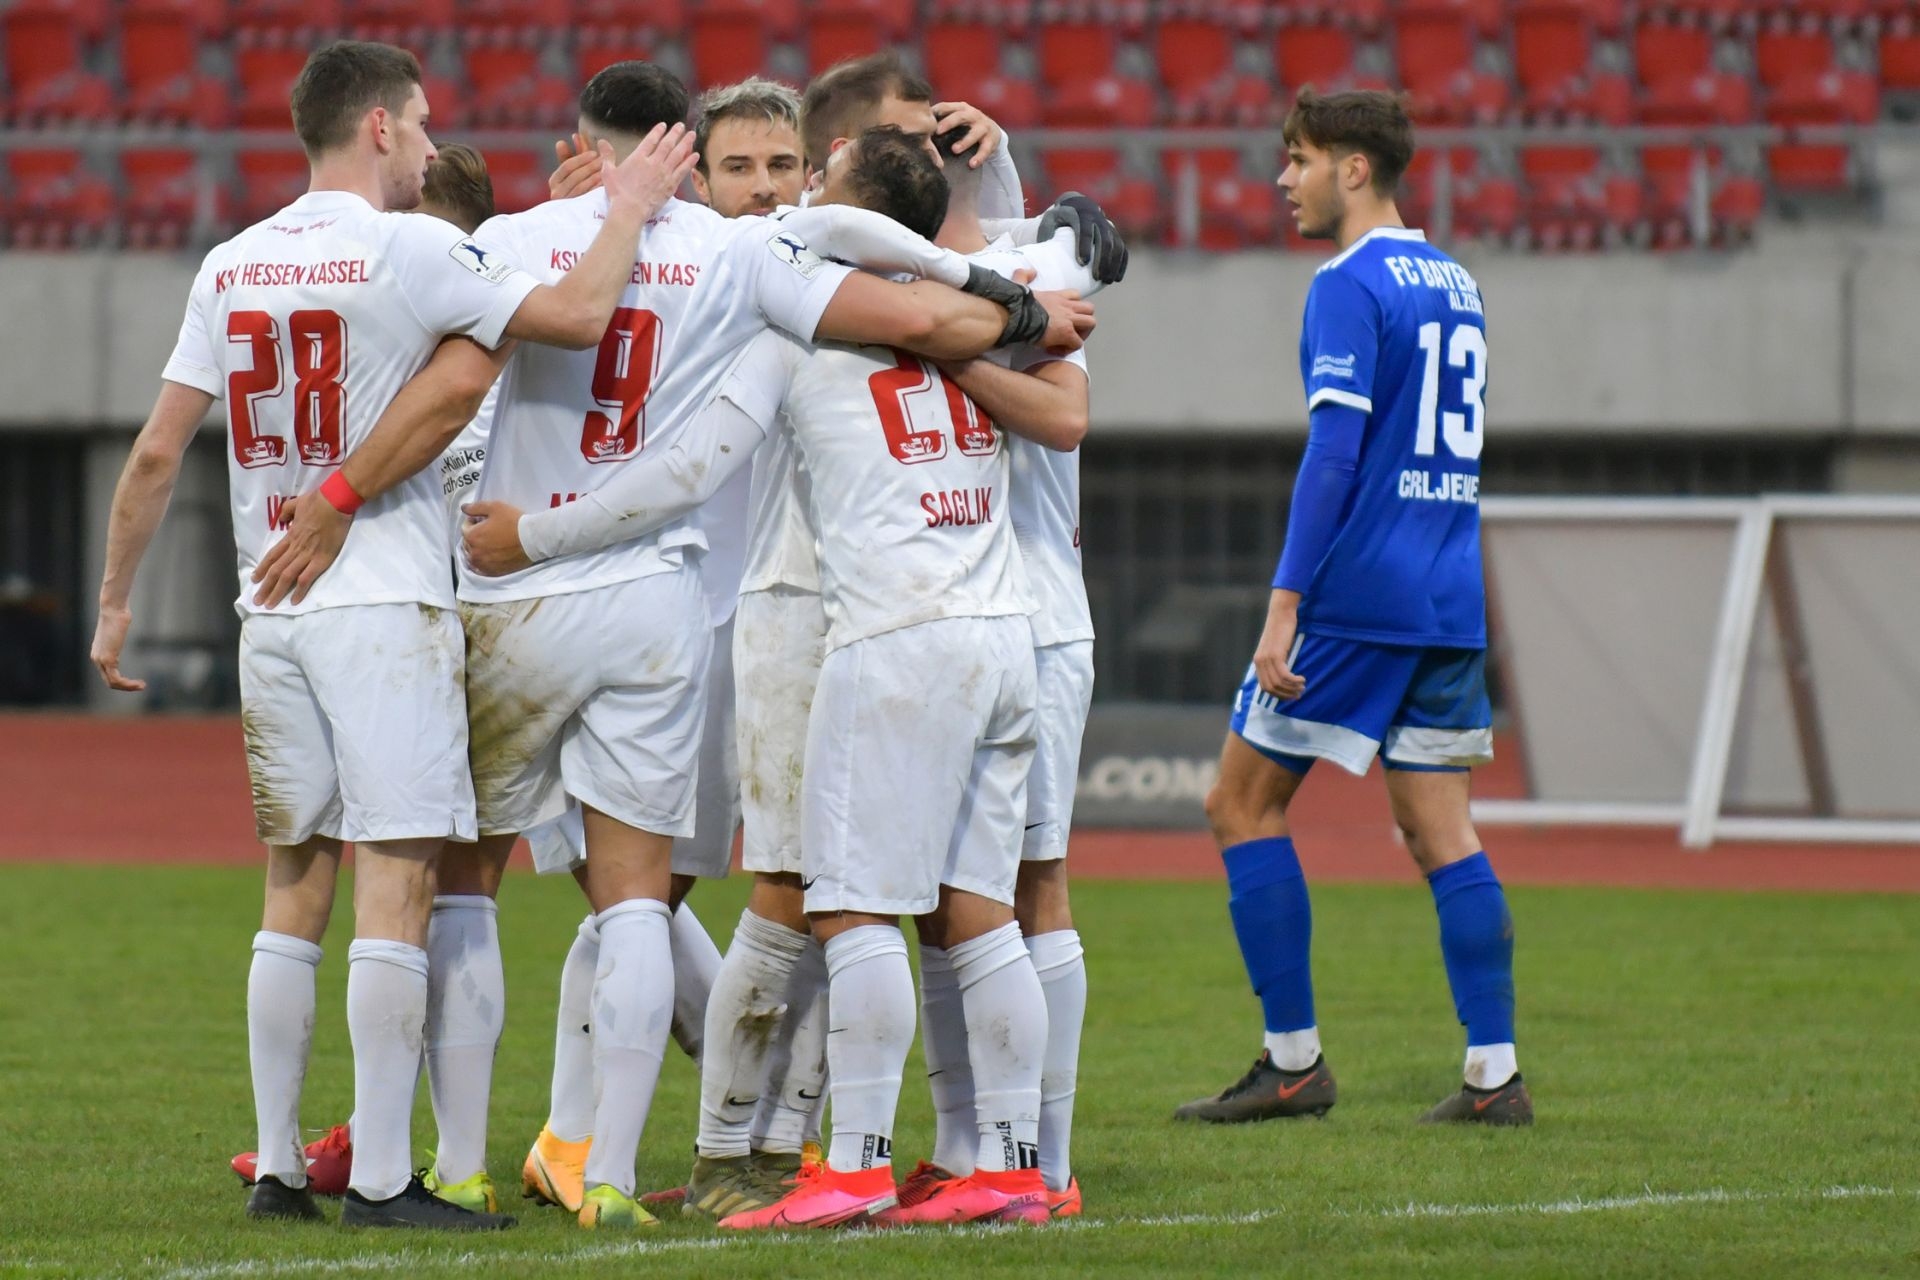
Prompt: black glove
<box><xmin>1037</xmin><ymin>191</ymin><xmax>1129</xmax><ymax>285</ymax></box>
<box><xmin>962</xmin><ymin>263</ymin><xmax>1052</xmax><ymax>348</ymax></box>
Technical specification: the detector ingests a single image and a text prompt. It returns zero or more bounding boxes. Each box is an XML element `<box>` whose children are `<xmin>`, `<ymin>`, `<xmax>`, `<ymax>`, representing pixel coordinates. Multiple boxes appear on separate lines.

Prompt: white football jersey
<box><xmin>722</xmin><ymin>328</ymin><xmax>1035</xmax><ymax>652</ymax></box>
<box><xmin>738</xmin><ymin>419</ymin><xmax>819</xmax><ymax>596</ymax></box>
<box><xmin>970</xmin><ymin>231</ymin><xmax>1097</xmax><ymax>647</ymax></box>
<box><xmin>162</xmin><ymin>190</ymin><xmax>539</xmax><ymax>616</ymax></box>
<box><xmin>439</xmin><ymin>407</ymin><xmax>490</xmax><ymax>548</ymax></box>
<box><xmin>459</xmin><ymin>194</ymin><xmax>852</xmax><ymax>607</ymax></box>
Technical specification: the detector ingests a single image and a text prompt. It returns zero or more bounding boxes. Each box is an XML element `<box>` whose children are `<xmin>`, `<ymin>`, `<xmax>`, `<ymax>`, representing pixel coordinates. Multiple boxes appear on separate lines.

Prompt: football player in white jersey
<box><xmin>241</xmin><ymin>60</ymin><xmax>1090</xmax><ymax>1229</ymax></box>
<box><xmin>467</xmin><ymin>127</ymin><xmax>1099</xmax><ymax>1231</ymax></box>
<box><xmin>88</xmin><ymin>41</ymin><xmax>695</xmax><ymax>1230</ymax></box>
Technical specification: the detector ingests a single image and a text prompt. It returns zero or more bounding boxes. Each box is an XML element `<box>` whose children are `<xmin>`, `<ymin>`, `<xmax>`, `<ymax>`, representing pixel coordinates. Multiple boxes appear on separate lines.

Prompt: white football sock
<box><xmin>670</xmin><ymin>902</ymin><xmax>722</xmax><ymax>1065</ymax></box>
<box><xmin>346</xmin><ymin>939</ymin><xmax>430</xmax><ymax>1201</ymax></box>
<box><xmin>248</xmin><ymin>931</ymin><xmax>321</xmax><ymax>1187</ymax></box>
<box><xmin>425</xmin><ymin>895</ymin><xmax>503</xmax><ymax>1185</ymax></box>
<box><xmin>918</xmin><ymin>945</ymin><xmax>977</xmax><ymax>1175</ymax></box>
<box><xmin>750</xmin><ymin>938</ymin><xmax>830</xmax><ymax>1155</ymax></box>
<box><xmin>951</xmin><ymin>923</ymin><xmax>1047</xmax><ymax>1175</ymax></box>
<box><xmin>822</xmin><ymin>926</ymin><xmax>914</xmax><ymax>1173</ymax></box>
<box><xmin>582</xmin><ymin>898</ymin><xmax>674</xmax><ymax>1197</ymax></box>
<box><xmin>1264</xmin><ymin>1027</ymin><xmax>1322</xmax><ymax>1073</ymax></box>
<box><xmin>547</xmin><ymin>914</ymin><xmax>599</xmax><ymax>1142</ymax></box>
<box><xmin>1465</xmin><ymin>1042</ymin><xmax>1518</xmax><ymax>1090</ymax></box>
<box><xmin>697</xmin><ymin>910</ymin><xmax>807</xmax><ymax>1159</ymax></box>
<box><xmin>1027</xmin><ymin>929</ymin><xmax>1087</xmax><ymax>1193</ymax></box>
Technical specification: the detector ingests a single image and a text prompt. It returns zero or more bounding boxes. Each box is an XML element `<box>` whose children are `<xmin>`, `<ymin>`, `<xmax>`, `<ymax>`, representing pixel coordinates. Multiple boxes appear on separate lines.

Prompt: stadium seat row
<box><xmin>0</xmin><ymin>141</ymin><xmax>1778</xmax><ymax>252</ymax></box>
<box><xmin>8</xmin><ymin>0</ymin><xmax>1920</xmax><ymax>127</ymax></box>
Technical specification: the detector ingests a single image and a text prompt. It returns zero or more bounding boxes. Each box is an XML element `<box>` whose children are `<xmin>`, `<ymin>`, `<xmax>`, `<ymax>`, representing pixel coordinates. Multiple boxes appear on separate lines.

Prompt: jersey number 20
<box><xmin>1414</xmin><ymin>321</ymin><xmax>1486</xmax><ymax>462</ymax></box>
<box><xmin>226</xmin><ymin>309</ymin><xmax>347</xmax><ymax>469</ymax></box>
<box><xmin>868</xmin><ymin>351</ymin><xmax>997</xmax><ymax>465</ymax></box>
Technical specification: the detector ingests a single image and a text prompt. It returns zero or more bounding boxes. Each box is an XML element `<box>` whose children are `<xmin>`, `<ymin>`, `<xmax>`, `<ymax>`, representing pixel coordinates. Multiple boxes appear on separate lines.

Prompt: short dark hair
<box><xmin>421</xmin><ymin>143</ymin><xmax>494</xmax><ymax>233</ymax></box>
<box><xmin>695</xmin><ymin>77</ymin><xmax>803</xmax><ymax>175</ymax></box>
<box><xmin>290</xmin><ymin>41</ymin><xmax>423</xmax><ymax>156</ymax></box>
<box><xmin>1282</xmin><ymin>88</ymin><xmax>1415</xmax><ymax>194</ymax></box>
<box><xmin>844</xmin><ymin>125</ymin><xmax>949</xmax><ymax>241</ymax></box>
<box><xmin>801</xmin><ymin>51</ymin><xmax>933</xmax><ymax>173</ymax></box>
<box><xmin>934</xmin><ymin>122</ymin><xmax>982</xmax><ymax>189</ymax></box>
<box><xmin>579</xmin><ymin>61</ymin><xmax>690</xmax><ymax>138</ymax></box>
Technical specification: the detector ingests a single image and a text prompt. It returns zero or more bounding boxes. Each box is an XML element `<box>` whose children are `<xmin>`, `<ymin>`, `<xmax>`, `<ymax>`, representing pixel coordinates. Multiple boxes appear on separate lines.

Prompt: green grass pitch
<box><xmin>1</xmin><ymin>863</ymin><xmax>1917</xmax><ymax>1278</ymax></box>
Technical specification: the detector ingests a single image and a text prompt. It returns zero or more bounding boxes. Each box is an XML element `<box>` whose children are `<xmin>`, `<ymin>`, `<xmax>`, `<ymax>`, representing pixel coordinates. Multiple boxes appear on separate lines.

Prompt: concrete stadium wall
<box><xmin>3</xmin><ymin>236</ymin><xmax>1919</xmax><ymax>437</ymax></box>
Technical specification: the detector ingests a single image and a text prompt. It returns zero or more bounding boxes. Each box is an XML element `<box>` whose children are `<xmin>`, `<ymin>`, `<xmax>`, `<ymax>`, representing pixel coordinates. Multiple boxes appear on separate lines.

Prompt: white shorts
<box><xmin>462</xmin><ymin>567</ymin><xmax>711</xmax><ymax>858</ymax></box>
<box><xmin>735</xmin><ymin>586</ymin><xmax>827</xmax><ymax>877</ymax></box>
<box><xmin>671</xmin><ymin>613</ymin><xmax>741</xmax><ymax>880</ymax></box>
<box><xmin>238</xmin><ymin>602</ymin><xmax>474</xmax><ymax>846</ymax></box>
<box><xmin>1024</xmin><ymin>639</ymin><xmax>1094</xmax><ymax>862</ymax></box>
<box><xmin>802</xmin><ymin>615</ymin><xmax>1037</xmax><ymax>917</ymax></box>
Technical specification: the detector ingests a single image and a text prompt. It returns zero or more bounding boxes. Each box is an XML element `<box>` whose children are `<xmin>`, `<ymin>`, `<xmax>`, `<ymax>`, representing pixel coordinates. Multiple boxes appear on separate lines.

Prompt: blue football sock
<box><xmin>1427</xmin><ymin>852</ymin><xmax>1515</xmax><ymax>1048</ymax></box>
<box><xmin>1221</xmin><ymin>837</ymin><xmax>1315</xmax><ymax>1035</ymax></box>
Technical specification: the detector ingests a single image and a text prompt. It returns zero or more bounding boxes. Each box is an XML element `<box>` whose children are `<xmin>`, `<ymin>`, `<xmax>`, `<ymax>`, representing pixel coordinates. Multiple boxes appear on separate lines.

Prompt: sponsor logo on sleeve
<box><xmin>448</xmin><ymin>238</ymin><xmax>517</xmax><ymax>284</ymax></box>
<box><xmin>768</xmin><ymin>230</ymin><xmax>826</xmax><ymax>279</ymax></box>
<box><xmin>1311</xmin><ymin>353</ymin><xmax>1357</xmax><ymax>381</ymax></box>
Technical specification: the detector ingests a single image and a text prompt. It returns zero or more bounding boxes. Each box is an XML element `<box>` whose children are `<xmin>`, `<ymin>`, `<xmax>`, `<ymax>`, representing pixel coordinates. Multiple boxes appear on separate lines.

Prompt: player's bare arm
<box><xmin>938</xmin><ymin>357</ymin><xmax>1089</xmax><ymax>451</ymax></box>
<box><xmin>91</xmin><ymin>380</ymin><xmax>215</xmax><ymax>690</ymax></box>
<box><xmin>250</xmin><ymin>337</ymin><xmax>514</xmax><ymax>608</ymax></box>
<box><xmin>504</xmin><ymin>124</ymin><xmax>697</xmax><ymax>348</ymax></box>
<box><xmin>816</xmin><ymin>272</ymin><xmax>1093</xmax><ymax>360</ymax></box>
<box><xmin>1252</xmin><ymin>588</ymin><xmax>1307</xmax><ymax>701</ymax></box>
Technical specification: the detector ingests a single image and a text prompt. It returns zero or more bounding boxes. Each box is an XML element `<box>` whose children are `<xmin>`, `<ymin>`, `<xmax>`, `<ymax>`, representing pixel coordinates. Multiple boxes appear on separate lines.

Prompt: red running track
<box><xmin>4</xmin><ymin>713</ymin><xmax>1917</xmax><ymax>892</ymax></box>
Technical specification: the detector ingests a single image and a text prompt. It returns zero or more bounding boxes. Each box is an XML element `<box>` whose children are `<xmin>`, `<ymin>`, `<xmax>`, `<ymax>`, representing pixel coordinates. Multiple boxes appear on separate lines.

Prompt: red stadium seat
<box><xmin>1156</xmin><ymin>19</ymin><xmax>1235</xmax><ymax>100</ymax></box>
<box><xmin>1883</xmin><ymin>28</ymin><xmax>1920</xmax><ymax>93</ymax></box>
<box><xmin>1512</xmin><ymin>4</ymin><xmax>1596</xmax><ymax>113</ymax></box>
<box><xmin>807</xmin><ymin>16</ymin><xmax>886</xmax><ymax>78</ymax></box>
<box><xmin>689</xmin><ymin>14</ymin><xmax>772</xmax><ymax>89</ymax></box>
<box><xmin>1633</xmin><ymin>22</ymin><xmax>1714</xmax><ymax>85</ymax></box>
<box><xmin>1639</xmin><ymin>72</ymin><xmax>1753</xmax><ymax>192</ymax></box>
<box><xmin>461</xmin><ymin>47</ymin><xmax>574</xmax><ymax>128</ymax></box>
<box><xmin>1398</xmin><ymin>147</ymin><xmax>1475</xmax><ymax>227</ymax></box>
<box><xmin>1042</xmin><ymin>74</ymin><xmax>1158</xmax><ymax>127</ymax></box>
<box><xmin>1566</xmin><ymin>69</ymin><xmax>1636</xmax><ymax>124</ymax></box>
<box><xmin>1764</xmin><ymin>69</ymin><xmax>1877</xmax><ymax>191</ymax></box>
<box><xmin>1711</xmin><ymin>175</ymin><xmax>1766</xmax><ymax>240</ymax></box>
<box><xmin>1040</xmin><ymin>0</ymin><xmax>1151</xmax><ymax>39</ymax></box>
<box><xmin>946</xmin><ymin>73</ymin><xmax>1041</xmax><ymax>129</ymax></box>
<box><xmin>573</xmin><ymin>32</ymin><xmax>656</xmax><ymax>81</ymax></box>
<box><xmin>1754</xmin><ymin>28</ymin><xmax>1835</xmax><ymax>89</ymax></box>
<box><xmin>1045</xmin><ymin>147</ymin><xmax>1124</xmax><ymax>192</ymax></box>
<box><xmin>234</xmin><ymin>48</ymin><xmax>309</xmax><ymax>129</ymax></box>
<box><xmin>121</xmin><ymin>149</ymin><xmax>224</xmax><ymax>249</ymax></box>
<box><xmin>1273</xmin><ymin>25</ymin><xmax>1357</xmax><ymax>91</ymax></box>
<box><xmin>235</xmin><ymin>151</ymin><xmax>310</xmax><ymax>225</ymax></box>
<box><xmin>1039</xmin><ymin>22</ymin><xmax>1119</xmax><ymax>88</ymax></box>
<box><xmin>2</xmin><ymin>9</ymin><xmax>113</xmax><ymax>123</ymax></box>
<box><xmin>928</xmin><ymin>0</ymin><xmax>1033</xmax><ymax>34</ymax></box>
<box><xmin>341</xmin><ymin>0</ymin><xmax>455</xmax><ymax>35</ymax></box>
<box><xmin>121</xmin><ymin>3</ymin><xmax>228</xmax><ymax>126</ymax></box>
<box><xmin>1392</xmin><ymin>9</ymin><xmax>1476</xmax><ymax>101</ymax></box>
<box><xmin>925</xmin><ymin>23</ymin><xmax>1005</xmax><ymax>88</ymax></box>
<box><xmin>459</xmin><ymin>0</ymin><xmax>573</xmax><ymax>37</ymax></box>
<box><xmin>485</xmin><ymin>151</ymin><xmax>550</xmax><ymax>214</ymax></box>
<box><xmin>689</xmin><ymin>0</ymin><xmax>802</xmax><ymax>40</ymax></box>
<box><xmin>810</xmin><ymin>0</ymin><xmax>917</xmax><ymax>40</ymax></box>
<box><xmin>230</xmin><ymin>0</ymin><xmax>344</xmax><ymax>41</ymax></box>
<box><xmin>1196</xmin><ymin>171</ymin><xmax>1279</xmax><ymax>250</ymax></box>
<box><xmin>4</xmin><ymin>150</ymin><xmax>112</xmax><ymax>247</ymax></box>
<box><xmin>573</xmin><ymin>0</ymin><xmax>681</xmax><ymax>34</ymax></box>
<box><xmin>1451</xmin><ymin>175</ymin><xmax>1522</xmax><ymax>241</ymax></box>
<box><xmin>1407</xmin><ymin>69</ymin><xmax>1510</xmax><ymax>125</ymax></box>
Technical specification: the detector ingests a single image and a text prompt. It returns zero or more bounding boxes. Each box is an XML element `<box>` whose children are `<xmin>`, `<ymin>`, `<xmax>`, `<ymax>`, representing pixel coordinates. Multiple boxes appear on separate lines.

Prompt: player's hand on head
<box><xmin>461</xmin><ymin>501</ymin><xmax>532</xmax><ymax>577</ymax></box>
<box><xmin>250</xmin><ymin>492</ymin><xmax>352</xmax><ymax>609</ymax></box>
<box><xmin>1253</xmin><ymin>591</ymin><xmax>1307</xmax><ymax>701</ymax></box>
<box><xmin>90</xmin><ymin>604</ymin><xmax>144</xmax><ymax>692</ymax></box>
<box><xmin>550</xmin><ymin>133</ymin><xmax>603</xmax><ymax>201</ymax></box>
<box><xmin>1038</xmin><ymin>192</ymin><xmax>1129</xmax><ymax>285</ymax></box>
<box><xmin>932</xmin><ymin>102</ymin><xmax>1003</xmax><ymax>168</ymax></box>
<box><xmin>600</xmin><ymin>124</ymin><xmax>698</xmax><ymax>220</ymax></box>
<box><xmin>1034</xmin><ymin>290</ymin><xmax>1096</xmax><ymax>355</ymax></box>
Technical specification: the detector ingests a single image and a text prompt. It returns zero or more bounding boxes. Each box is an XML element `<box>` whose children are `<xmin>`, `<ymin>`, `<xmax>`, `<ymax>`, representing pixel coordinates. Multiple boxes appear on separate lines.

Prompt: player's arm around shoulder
<box><xmin>941</xmin><ymin>356</ymin><xmax>1088</xmax><ymax>452</ymax></box>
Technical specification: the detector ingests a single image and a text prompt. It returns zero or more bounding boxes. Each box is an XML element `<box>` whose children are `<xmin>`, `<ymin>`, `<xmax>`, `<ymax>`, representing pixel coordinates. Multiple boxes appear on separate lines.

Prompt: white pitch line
<box><xmin>114</xmin><ymin>1184</ymin><xmax>1912</xmax><ymax>1280</ymax></box>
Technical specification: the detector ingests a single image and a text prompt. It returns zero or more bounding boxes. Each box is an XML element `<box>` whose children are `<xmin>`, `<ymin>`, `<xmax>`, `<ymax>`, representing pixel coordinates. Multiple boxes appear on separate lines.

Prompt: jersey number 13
<box><xmin>1413</xmin><ymin>320</ymin><xmax>1486</xmax><ymax>462</ymax></box>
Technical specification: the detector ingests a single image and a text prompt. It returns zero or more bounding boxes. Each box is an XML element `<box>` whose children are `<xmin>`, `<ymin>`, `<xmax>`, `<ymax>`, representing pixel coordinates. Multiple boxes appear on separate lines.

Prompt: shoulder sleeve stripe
<box><xmin>1308</xmin><ymin>387</ymin><xmax>1372</xmax><ymax>413</ymax></box>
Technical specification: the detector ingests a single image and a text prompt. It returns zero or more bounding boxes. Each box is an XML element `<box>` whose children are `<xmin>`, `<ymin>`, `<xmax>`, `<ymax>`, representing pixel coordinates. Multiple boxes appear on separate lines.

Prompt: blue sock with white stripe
<box><xmin>1222</xmin><ymin>838</ymin><xmax>1316</xmax><ymax>1063</ymax></box>
<box><xmin>1427</xmin><ymin>852</ymin><xmax>1517</xmax><ymax>1086</ymax></box>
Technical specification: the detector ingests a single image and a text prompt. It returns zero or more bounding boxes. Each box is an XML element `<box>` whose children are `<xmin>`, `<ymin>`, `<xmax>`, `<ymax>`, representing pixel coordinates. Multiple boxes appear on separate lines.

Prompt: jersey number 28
<box><xmin>1414</xmin><ymin>320</ymin><xmax>1486</xmax><ymax>462</ymax></box>
<box><xmin>226</xmin><ymin>309</ymin><xmax>347</xmax><ymax>469</ymax></box>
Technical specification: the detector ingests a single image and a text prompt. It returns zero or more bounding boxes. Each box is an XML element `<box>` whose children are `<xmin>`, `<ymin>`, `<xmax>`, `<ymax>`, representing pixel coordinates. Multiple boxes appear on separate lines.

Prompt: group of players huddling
<box><xmin>91</xmin><ymin>33</ymin><xmax>1527</xmax><ymax>1240</ymax></box>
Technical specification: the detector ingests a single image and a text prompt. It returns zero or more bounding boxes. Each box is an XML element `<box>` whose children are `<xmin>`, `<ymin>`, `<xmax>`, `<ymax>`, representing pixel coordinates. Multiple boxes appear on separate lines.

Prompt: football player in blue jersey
<box><xmin>1174</xmin><ymin>90</ymin><xmax>1529</xmax><ymax>1127</ymax></box>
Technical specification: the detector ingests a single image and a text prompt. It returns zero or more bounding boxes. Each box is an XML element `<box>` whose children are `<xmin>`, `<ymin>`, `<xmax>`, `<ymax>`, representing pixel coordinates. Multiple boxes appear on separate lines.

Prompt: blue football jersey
<box><xmin>1293</xmin><ymin>227</ymin><xmax>1488</xmax><ymax>648</ymax></box>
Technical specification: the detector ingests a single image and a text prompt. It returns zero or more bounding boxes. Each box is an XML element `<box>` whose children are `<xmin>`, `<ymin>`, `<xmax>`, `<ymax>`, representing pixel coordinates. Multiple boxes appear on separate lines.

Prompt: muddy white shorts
<box><xmin>735</xmin><ymin>586</ymin><xmax>828</xmax><ymax>877</ymax></box>
<box><xmin>801</xmin><ymin>614</ymin><xmax>1037</xmax><ymax>918</ymax></box>
<box><xmin>238</xmin><ymin>602</ymin><xmax>474</xmax><ymax>846</ymax></box>
<box><xmin>671</xmin><ymin>613</ymin><xmax>741</xmax><ymax>880</ymax></box>
<box><xmin>1023</xmin><ymin>639</ymin><xmax>1094</xmax><ymax>862</ymax></box>
<box><xmin>461</xmin><ymin>566</ymin><xmax>711</xmax><ymax>859</ymax></box>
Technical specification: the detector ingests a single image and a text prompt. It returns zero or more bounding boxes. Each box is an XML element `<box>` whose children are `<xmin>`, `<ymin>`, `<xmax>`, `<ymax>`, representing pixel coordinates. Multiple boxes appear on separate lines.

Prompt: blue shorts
<box><xmin>1229</xmin><ymin>632</ymin><xmax>1493</xmax><ymax>777</ymax></box>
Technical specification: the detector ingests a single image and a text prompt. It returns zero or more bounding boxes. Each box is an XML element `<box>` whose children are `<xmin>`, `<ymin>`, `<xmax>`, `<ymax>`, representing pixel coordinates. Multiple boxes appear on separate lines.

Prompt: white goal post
<box><xmin>1471</xmin><ymin>495</ymin><xmax>1920</xmax><ymax>848</ymax></box>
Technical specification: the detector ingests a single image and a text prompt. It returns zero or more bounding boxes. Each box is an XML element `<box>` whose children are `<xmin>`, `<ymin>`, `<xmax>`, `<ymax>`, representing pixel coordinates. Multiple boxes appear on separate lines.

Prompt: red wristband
<box><xmin>318</xmin><ymin>471</ymin><xmax>365</xmax><ymax>516</ymax></box>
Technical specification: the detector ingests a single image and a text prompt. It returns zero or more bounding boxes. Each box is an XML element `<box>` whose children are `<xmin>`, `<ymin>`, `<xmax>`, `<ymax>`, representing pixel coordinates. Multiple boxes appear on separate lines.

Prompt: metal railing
<box><xmin>0</xmin><ymin>121</ymin><xmax>1903</xmax><ymax>251</ymax></box>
